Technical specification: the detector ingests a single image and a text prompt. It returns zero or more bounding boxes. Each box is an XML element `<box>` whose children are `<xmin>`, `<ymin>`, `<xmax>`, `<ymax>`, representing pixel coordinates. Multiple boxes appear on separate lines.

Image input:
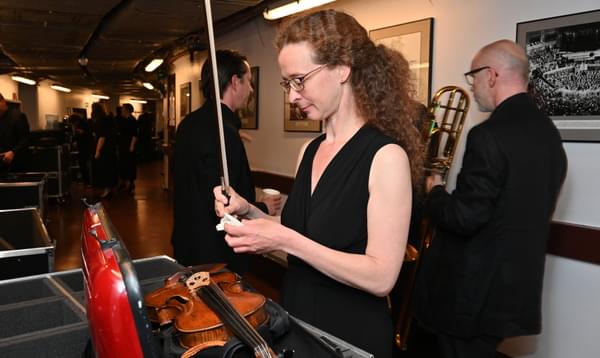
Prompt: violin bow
<box><xmin>202</xmin><ymin>0</ymin><xmax>231</xmax><ymax>198</ymax></box>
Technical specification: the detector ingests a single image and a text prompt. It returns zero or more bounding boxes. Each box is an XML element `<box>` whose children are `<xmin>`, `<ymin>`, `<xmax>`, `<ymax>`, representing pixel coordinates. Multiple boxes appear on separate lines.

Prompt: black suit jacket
<box><xmin>171</xmin><ymin>102</ymin><xmax>259</xmax><ymax>273</ymax></box>
<box><xmin>414</xmin><ymin>93</ymin><xmax>567</xmax><ymax>338</ymax></box>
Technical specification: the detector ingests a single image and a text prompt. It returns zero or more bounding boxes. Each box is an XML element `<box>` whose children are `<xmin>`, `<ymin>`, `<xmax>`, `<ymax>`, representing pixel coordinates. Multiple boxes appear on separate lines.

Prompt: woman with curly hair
<box><xmin>214</xmin><ymin>10</ymin><xmax>424</xmax><ymax>356</ymax></box>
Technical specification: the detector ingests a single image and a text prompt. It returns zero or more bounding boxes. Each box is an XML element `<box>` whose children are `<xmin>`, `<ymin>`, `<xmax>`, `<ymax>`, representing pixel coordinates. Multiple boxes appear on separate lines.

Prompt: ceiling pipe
<box><xmin>78</xmin><ymin>0</ymin><xmax>133</xmax><ymax>83</ymax></box>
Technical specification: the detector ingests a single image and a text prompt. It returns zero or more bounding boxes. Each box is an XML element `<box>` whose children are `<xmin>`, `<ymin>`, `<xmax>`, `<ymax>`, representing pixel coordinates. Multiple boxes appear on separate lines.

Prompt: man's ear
<box><xmin>488</xmin><ymin>68</ymin><xmax>498</xmax><ymax>88</ymax></box>
<box><xmin>229</xmin><ymin>74</ymin><xmax>238</xmax><ymax>90</ymax></box>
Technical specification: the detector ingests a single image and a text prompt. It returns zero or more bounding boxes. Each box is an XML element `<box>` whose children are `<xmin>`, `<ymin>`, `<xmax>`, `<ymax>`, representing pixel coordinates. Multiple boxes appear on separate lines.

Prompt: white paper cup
<box><xmin>261</xmin><ymin>188</ymin><xmax>282</xmax><ymax>215</ymax></box>
<box><xmin>262</xmin><ymin>188</ymin><xmax>281</xmax><ymax>196</ymax></box>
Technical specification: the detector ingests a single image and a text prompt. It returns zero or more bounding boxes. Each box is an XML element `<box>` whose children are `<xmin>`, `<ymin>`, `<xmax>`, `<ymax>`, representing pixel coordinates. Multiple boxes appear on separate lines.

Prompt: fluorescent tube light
<box><xmin>51</xmin><ymin>84</ymin><xmax>71</xmax><ymax>93</ymax></box>
<box><xmin>130</xmin><ymin>99</ymin><xmax>147</xmax><ymax>104</ymax></box>
<box><xmin>92</xmin><ymin>94</ymin><xmax>110</xmax><ymax>100</ymax></box>
<box><xmin>142</xmin><ymin>82</ymin><xmax>154</xmax><ymax>90</ymax></box>
<box><xmin>11</xmin><ymin>75</ymin><xmax>36</xmax><ymax>85</ymax></box>
<box><xmin>145</xmin><ymin>59</ymin><xmax>164</xmax><ymax>72</ymax></box>
<box><xmin>263</xmin><ymin>0</ymin><xmax>336</xmax><ymax>20</ymax></box>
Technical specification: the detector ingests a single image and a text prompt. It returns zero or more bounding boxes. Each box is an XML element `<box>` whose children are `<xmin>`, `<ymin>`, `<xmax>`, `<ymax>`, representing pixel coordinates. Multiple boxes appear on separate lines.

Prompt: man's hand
<box><xmin>261</xmin><ymin>194</ymin><xmax>282</xmax><ymax>216</ymax></box>
<box><xmin>1</xmin><ymin>150</ymin><xmax>15</xmax><ymax>164</ymax></box>
<box><xmin>426</xmin><ymin>174</ymin><xmax>444</xmax><ymax>193</ymax></box>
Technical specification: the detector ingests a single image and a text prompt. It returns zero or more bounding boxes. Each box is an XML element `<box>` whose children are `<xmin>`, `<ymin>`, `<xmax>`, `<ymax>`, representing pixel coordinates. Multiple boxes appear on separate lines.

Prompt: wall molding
<box><xmin>252</xmin><ymin>170</ymin><xmax>294</xmax><ymax>194</ymax></box>
<box><xmin>252</xmin><ymin>170</ymin><xmax>600</xmax><ymax>266</ymax></box>
<box><xmin>548</xmin><ymin>222</ymin><xmax>600</xmax><ymax>265</ymax></box>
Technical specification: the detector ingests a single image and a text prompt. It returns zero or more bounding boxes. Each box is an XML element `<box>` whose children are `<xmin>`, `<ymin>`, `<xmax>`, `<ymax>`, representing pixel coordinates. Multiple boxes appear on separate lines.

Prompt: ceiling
<box><xmin>0</xmin><ymin>0</ymin><xmax>279</xmax><ymax>99</ymax></box>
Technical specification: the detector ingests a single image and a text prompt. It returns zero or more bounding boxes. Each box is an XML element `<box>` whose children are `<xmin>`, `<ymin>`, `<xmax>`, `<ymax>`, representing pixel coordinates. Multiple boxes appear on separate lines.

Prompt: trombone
<box><xmin>393</xmin><ymin>86</ymin><xmax>470</xmax><ymax>351</ymax></box>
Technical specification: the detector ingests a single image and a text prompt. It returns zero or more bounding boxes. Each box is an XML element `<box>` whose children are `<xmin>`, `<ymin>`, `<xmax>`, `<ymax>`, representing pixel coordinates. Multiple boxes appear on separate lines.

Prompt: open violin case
<box><xmin>0</xmin><ymin>202</ymin><xmax>373</xmax><ymax>358</ymax></box>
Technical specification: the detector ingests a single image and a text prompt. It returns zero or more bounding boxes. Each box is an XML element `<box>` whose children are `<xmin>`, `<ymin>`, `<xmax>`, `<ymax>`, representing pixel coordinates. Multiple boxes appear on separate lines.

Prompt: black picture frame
<box><xmin>283</xmin><ymin>92</ymin><xmax>322</xmax><ymax>133</ymax></box>
<box><xmin>179</xmin><ymin>82</ymin><xmax>191</xmax><ymax>118</ymax></box>
<box><xmin>516</xmin><ymin>10</ymin><xmax>600</xmax><ymax>142</ymax></box>
<box><xmin>370</xmin><ymin>18</ymin><xmax>434</xmax><ymax>106</ymax></box>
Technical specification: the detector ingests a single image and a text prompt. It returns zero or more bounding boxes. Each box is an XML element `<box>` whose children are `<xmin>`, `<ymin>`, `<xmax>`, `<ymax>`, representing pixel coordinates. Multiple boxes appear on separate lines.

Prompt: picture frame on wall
<box><xmin>180</xmin><ymin>82</ymin><xmax>191</xmax><ymax>118</ymax></box>
<box><xmin>283</xmin><ymin>92</ymin><xmax>322</xmax><ymax>132</ymax></box>
<box><xmin>516</xmin><ymin>10</ymin><xmax>600</xmax><ymax>142</ymax></box>
<box><xmin>239</xmin><ymin>66</ymin><xmax>259</xmax><ymax>129</ymax></box>
<box><xmin>167</xmin><ymin>74</ymin><xmax>176</xmax><ymax>126</ymax></box>
<box><xmin>370</xmin><ymin>17</ymin><xmax>434</xmax><ymax>106</ymax></box>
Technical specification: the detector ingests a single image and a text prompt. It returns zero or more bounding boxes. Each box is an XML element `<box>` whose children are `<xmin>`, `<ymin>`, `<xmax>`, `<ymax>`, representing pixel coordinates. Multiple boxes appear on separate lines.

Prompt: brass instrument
<box><xmin>424</xmin><ymin>86</ymin><xmax>470</xmax><ymax>183</ymax></box>
<box><xmin>393</xmin><ymin>86</ymin><xmax>470</xmax><ymax>350</ymax></box>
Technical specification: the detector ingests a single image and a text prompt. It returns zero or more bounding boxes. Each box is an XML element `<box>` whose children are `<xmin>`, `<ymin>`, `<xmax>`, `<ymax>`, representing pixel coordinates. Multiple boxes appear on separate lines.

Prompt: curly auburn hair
<box><xmin>275</xmin><ymin>9</ymin><xmax>425</xmax><ymax>190</ymax></box>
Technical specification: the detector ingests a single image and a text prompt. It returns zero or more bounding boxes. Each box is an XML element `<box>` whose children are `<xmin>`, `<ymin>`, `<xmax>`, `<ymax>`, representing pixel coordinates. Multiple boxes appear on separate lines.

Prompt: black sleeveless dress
<box><xmin>281</xmin><ymin>125</ymin><xmax>396</xmax><ymax>357</ymax></box>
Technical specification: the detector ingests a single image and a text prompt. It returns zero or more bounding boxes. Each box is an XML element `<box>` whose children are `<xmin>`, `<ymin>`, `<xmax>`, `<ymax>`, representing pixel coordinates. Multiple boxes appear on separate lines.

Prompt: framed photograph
<box><xmin>180</xmin><ymin>82</ymin><xmax>191</xmax><ymax>118</ymax></box>
<box><xmin>370</xmin><ymin>18</ymin><xmax>434</xmax><ymax>105</ymax></box>
<box><xmin>239</xmin><ymin>66</ymin><xmax>259</xmax><ymax>129</ymax></box>
<box><xmin>167</xmin><ymin>74</ymin><xmax>176</xmax><ymax>126</ymax></box>
<box><xmin>517</xmin><ymin>10</ymin><xmax>600</xmax><ymax>142</ymax></box>
<box><xmin>283</xmin><ymin>93</ymin><xmax>322</xmax><ymax>132</ymax></box>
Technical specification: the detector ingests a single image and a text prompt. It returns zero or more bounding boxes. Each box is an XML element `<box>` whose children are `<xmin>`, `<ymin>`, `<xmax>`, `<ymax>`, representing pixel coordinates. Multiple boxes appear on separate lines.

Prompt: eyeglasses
<box><xmin>464</xmin><ymin>66</ymin><xmax>491</xmax><ymax>86</ymax></box>
<box><xmin>280</xmin><ymin>64</ymin><xmax>327</xmax><ymax>93</ymax></box>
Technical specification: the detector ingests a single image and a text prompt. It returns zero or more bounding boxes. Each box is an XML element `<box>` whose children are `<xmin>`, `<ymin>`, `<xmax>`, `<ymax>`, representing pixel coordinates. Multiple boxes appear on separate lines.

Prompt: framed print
<box><xmin>283</xmin><ymin>93</ymin><xmax>321</xmax><ymax>132</ymax></box>
<box><xmin>517</xmin><ymin>10</ymin><xmax>600</xmax><ymax>142</ymax></box>
<box><xmin>167</xmin><ymin>74</ymin><xmax>176</xmax><ymax>126</ymax></box>
<box><xmin>180</xmin><ymin>82</ymin><xmax>191</xmax><ymax>118</ymax></box>
<box><xmin>370</xmin><ymin>18</ymin><xmax>434</xmax><ymax>105</ymax></box>
<box><xmin>239</xmin><ymin>66</ymin><xmax>259</xmax><ymax>129</ymax></box>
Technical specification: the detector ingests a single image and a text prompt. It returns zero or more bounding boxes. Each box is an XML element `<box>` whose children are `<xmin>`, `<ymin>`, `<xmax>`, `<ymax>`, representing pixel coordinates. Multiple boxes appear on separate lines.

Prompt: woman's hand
<box><xmin>213</xmin><ymin>185</ymin><xmax>250</xmax><ymax>217</ymax></box>
<box><xmin>222</xmin><ymin>218</ymin><xmax>291</xmax><ymax>254</ymax></box>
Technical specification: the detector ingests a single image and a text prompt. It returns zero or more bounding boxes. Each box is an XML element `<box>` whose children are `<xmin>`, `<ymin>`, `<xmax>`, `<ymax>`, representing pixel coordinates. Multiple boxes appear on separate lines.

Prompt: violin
<box><xmin>145</xmin><ymin>266</ymin><xmax>282</xmax><ymax>358</ymax></box>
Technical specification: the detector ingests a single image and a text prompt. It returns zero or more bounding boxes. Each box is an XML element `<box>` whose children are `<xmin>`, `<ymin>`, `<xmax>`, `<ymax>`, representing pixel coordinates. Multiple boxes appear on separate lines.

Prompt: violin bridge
<box><xmin>185</xmin><ymin>272</ymin><xmax>211</xmax><ymax>294</ymax></box>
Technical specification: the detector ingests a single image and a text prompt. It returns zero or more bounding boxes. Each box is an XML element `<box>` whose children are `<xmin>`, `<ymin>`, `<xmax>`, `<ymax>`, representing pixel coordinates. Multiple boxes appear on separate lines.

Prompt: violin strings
<box><xmin>199</xmin><ymin>285</ymin><xmax>253</xmax><ymax>343</ymax></box>
<box><xmin>204</xmin><ymin>284</ymin><xmax>270</xmax><ymax>357</ymax></box>
<box><xmin>199</xmin><ymin>283</ymin><xmax>272</xmax><ymax>357</ymax></box>
<box><xmin>212</xmin><ymin>283</ymin><xmax>270</xmax><ymax>351</ymax></box>
<box><xmin>208</xmin><ymin>284</ymin><xmax>269</xmax><ymax>355</ymax></box>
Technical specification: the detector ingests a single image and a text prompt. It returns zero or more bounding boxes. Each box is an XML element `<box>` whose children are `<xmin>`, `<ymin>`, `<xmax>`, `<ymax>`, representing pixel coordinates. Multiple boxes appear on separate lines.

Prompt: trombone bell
<box><xmin>423</xmin><ymin>86</ymin><xmax>470</xmax><ymax>183</ymax></box>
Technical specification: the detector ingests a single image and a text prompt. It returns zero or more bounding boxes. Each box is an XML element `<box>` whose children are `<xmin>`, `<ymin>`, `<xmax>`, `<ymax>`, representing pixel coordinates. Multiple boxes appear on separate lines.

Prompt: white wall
<box><xmin>0</xmin><ymin>75</ymin><xmax>18</xmax><ymax>101</ymax></box>
<box><xmin>189</xmin><ymin>1</ymin><xmax>599</xmax><ymax>357</ymax></box>
<box><xmin>172</xmin><ymin>53</ymin><xmax>205</xmax><ymax>124</ymax></box>
<box><xmin>36</xmin><ymin>81</ymin><xmax>65</xmax><ymax>129</ymax></box>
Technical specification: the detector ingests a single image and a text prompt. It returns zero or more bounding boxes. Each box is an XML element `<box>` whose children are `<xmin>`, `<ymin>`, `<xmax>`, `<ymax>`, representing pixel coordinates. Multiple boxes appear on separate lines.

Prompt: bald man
<box><xmin>412</xmin><ymin>40</ymin><xmax>567</xmax><ymax>358</ymax></box>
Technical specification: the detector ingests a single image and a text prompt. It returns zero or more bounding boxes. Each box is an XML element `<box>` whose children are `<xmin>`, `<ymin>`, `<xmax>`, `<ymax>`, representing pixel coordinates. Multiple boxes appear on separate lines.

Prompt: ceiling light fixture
<box><xmin>263</xmin><ymin>0</ymin><xmax>336</xmax><ymax>20</ymax></box>
<box><xmin>145</xmin><ymin>59</ymin><xmax>164</xmax><ymax>72</ymax></box>
<box><xmin>51</xmin><ymin>84</ymin><xmax>71</xmax><ymax>93</ymax></box>
<box><xmin>11</xmin><ymin>75</ymin><xmax>36</xmax><ymax>85</ymax></box>
<box><xmin>92</xmin><ymin>94</ymin><xmax>110</xmax><ymax>100</ymax></box>
<box><xmin>130</xmin><ymin>99</ymin><xmax>147</xmax><ymax>104</ymax></box>
<box><xmin>142</xmin><ymin>82</ymin><xmax>154</xmax><ymax>90</ymax></box>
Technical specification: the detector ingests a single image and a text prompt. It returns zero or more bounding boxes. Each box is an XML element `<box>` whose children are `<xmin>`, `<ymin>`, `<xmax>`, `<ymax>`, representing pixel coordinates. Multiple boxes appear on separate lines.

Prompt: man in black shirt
<box><xmin>413</xmin><ymin>40</ymin><xmax>567</xmax><ymax>358</ymax></box>
<box><xmin>0</xmin><ymin>93</ymin><xmax>30</xmax><ymax>175</ymax></box>
<box><xmin>171</xmin><ymin>49</ymin><xmax>280</xmax><ymax>273</ymax></box>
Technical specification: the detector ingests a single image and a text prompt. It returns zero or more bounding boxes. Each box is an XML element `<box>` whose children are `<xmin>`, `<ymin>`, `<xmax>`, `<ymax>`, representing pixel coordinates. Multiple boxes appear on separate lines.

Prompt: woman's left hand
<box><xmin>222</xmin><ymin>218</ymin><xmax>291</xmax><ymax>254</ymax></box>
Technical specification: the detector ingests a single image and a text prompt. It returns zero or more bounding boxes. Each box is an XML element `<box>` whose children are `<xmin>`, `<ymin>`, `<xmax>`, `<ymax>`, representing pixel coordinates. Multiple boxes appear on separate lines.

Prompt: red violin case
<box><xmin>81</xmin><ymin>202</ymin><xmax>162</xmax><ymax>358</ymax></box>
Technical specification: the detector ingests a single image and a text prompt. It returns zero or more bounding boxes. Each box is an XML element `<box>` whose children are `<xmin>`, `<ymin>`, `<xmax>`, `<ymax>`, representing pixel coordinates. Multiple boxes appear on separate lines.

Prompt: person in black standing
<box><xmin>412</xmin><ymin>39</ymin><xmax>567</xmax><ymax>358</ymax></box>
<box><xmin>137</xmin><ymin>109</ymin><xmax>155</xmax><ymax>162</ymax></box>
<box><xmin>171</xmin><ymin>49</ymin><xmax>281</xmax><ymax>273</ymax></box>
<box><xmin>91</xmin><ymin>102</ymin><xmax>117</xmax><ymax>199</ymax></box>
<box><xmin>0</xmin><ymin>92</ymin><xmax>30</xmax><ymax>175</ymax></box>
<box><xmin>117</xmin><ymin>103</ymin><xmax>138</xmax><ymax>192</ymax></box>
<box><xmin>214</xmin><ymin>11</ymin><xmax>424</xmax><ymax>357</ymax></box>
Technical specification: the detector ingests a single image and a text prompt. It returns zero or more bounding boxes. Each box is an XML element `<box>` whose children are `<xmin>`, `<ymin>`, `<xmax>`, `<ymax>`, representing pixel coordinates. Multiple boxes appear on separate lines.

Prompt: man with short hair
<box><xmin>171</xmin><ymin>49</ymin><xmax>281</xmax><ymax>272</ymax></box>
<box><xmin>413</xmin><ymin>39</ymin><xmax>568</xmax><ymax>358</ymax></box>
<box><xmin>0</xmin><ymin>93</ymin><xmax>30</xmax><ymax>175</ymax></box>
